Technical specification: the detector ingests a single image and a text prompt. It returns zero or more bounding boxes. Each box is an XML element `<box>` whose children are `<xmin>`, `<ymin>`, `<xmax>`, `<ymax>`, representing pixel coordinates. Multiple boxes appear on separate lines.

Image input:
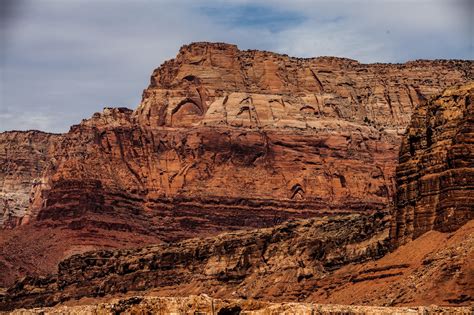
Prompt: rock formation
<box><xmin>0</xmin><ymin>131</ymin><xmax>60</xmax><ymax>228</ymax></box>
<box><xmin>392</xmin><ymin>83</ymin><xmax>474</xmax><ymax>246</ymax></box>
<box><xmin>0</xmin><ymin>43</ymin><xmax>472</xmax><ymax>312</ymax></box>
<box><xmin>1</xmin><ymin>43</ymin><xmax>471</xmax><ymax>236</ymax></box>
<box><xmin>6</xmin><ymin>295</ymin><xmax>473</xmax><ymax>315</ymax></box>
<box><xmin>1</xmin><ymin>213</ymin><xmax>473</xmax><ymax>310</ymax></box>
<box><xmin>0</xmin><ymin>214</ymin><xmax>390</xmax><ymax>310</ymax></box>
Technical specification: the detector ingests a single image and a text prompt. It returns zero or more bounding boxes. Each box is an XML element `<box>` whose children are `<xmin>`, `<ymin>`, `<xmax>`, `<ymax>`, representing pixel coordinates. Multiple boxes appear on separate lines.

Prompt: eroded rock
<box><xmin>391</xmin><ymin>83</ymin><xmax>474</xmax><ymax>246</ymax></box>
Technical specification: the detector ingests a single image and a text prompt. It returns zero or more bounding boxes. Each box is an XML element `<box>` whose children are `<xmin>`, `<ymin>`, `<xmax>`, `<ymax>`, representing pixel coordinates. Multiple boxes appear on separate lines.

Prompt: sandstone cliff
<box><xmin>140</xmin><ymin>43</ymin><xmax>472</xmax><ymax>130</ymax></box>
<box><xmin>5</xmin><ymin>43</ymin><xmax>471</xmax><ymax>236</ymax></box>
<box><xmin>0</xmin><ymin>131</ymin><xmax>61</xmax><ymax>228</ymax></box>
<box><xmin>0</xmin><ymin>42</ymin><xmax>472</xmax><ymax>287</ymax></box>
<box><xmin>392</xmin><ymin>83</ymin><xmax>474</xmax><ymax>246</ymax></box>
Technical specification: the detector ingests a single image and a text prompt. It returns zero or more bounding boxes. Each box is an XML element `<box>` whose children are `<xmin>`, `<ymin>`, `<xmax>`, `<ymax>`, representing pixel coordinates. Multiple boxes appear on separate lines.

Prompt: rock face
<box><xmin>5</xmin><ymin>43</ymin><xmax>471</xmax><ymax>233</ymax></box>
<box><xmin>392</xmin><ymin>83</ymin><xmax>474</xmax><ymax>246</ymax></box>
<box><xmin>0</xmin><ymin>42</ymin><xmax>472</xmax><ymax>295</ymax></box>
<box><xmin>0</xmin><ymin>214</ymin><xmax>390</xmax><ymax>310</ymax></box>
<box><xmin>0</xmin><ymin>131</ymin><xmax>61</xmax><ymax>228</ymax></box>
<box><xmin>1</xmin><ymin>214</ymin><xmax>473</xmax><ymax>310</ymax></box>
<box><xmin>140</xmin><ymin>43</ymin><xmax>471</xmax><ymax>130</ymax></box>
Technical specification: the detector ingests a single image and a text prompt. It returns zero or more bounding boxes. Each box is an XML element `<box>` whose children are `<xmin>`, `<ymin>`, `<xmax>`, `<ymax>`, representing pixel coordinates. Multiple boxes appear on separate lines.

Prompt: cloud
<box><xmin>0</xmin><ymin>0</ymin><xmax>472</xmax><ymax>133</ymax></box>
<box><xmin>199</xmin><ymin>4</ymin><xmax>306</xmax><ymax>32</ymax></box>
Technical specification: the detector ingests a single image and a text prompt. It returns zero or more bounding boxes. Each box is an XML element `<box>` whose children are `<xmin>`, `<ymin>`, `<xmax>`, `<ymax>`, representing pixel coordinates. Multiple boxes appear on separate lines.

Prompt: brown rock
<box><xmin>0</xmin><ymin>213</ymin><xmax>391</xmax><ymax>310</ymax></box>
<box><xmin>25</xmin><ymin>43</ymin><xmax>473</xmax><ymax>238</ymax></box>
<box><xmin>5</xmin><ymin>295</ymin><xmax>473</xmax><ymax>315</ymax></box>
<box><xmin>2</xmin><ymin>77</ymin><xmax>474</xmax><ymax>309</ymax></box>
<box><xmin>0</xmin><ymin>131</ymin><xmax>61</xmax><ymax>228</ymax></box>
<box><xmin>0</xmin><ymin>42</ymin><xmax>472</xmax><ymax>290</ymax></box>
<box><xmin>391</xmin><ymin>83</ymin><xmax>474</xmax><ymax>246</ymax></box>
<box><xmin>1</xmin><ymin>214</ymin><xmax>473</xmax><ymax>310</ymax></box>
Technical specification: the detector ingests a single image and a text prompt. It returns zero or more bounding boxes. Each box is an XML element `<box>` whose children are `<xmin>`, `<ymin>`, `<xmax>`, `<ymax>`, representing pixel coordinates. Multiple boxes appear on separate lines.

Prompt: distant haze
<box><xmin>1</xmin><ymin>0</ymin><xmax>472</xmax><ymax>133</ymax></box>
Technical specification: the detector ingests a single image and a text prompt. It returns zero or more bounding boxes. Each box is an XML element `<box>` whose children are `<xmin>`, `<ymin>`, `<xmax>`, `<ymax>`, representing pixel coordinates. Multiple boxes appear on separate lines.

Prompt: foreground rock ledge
<box><xmin>4</xmin><ymin>295</ymin><xmax>472</xmax><ymax>315</ymax></box>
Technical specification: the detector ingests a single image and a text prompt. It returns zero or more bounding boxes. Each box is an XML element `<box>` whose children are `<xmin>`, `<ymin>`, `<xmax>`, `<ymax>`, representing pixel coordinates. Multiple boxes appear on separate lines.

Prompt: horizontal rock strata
<box><xmin>392</xmin><ymin>83</ymin><xmax>474</xmax><ymax>246</ymax></box>
<box><xmin>1</xmin><ymin>215</ymin><xmax>473</xmax><ymax>310</ymax></box>
<box><xmin>0</xmin><ymin>213</ymin><xmax>390</xmax><ymax>310</ymax></box>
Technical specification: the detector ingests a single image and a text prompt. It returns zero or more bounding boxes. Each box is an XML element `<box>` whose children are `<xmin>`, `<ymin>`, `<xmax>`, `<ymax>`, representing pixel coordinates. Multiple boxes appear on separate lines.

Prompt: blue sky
<box><xmin>0</xmin><ymin>0</ymin><xmax>472</xmax><ymax>133</ymax></box>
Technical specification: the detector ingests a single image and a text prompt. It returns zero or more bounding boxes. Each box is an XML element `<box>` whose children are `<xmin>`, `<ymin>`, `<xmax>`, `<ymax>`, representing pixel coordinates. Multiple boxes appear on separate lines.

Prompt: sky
<box><xmin>0</xmin><ymin>0</ymin><xmax>472</xmax><ymax>133</ymax></box>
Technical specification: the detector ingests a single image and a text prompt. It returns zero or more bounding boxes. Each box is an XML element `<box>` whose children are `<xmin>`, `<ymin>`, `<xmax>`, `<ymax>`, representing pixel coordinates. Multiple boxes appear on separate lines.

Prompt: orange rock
<box><xmin>0</xmin><ymin>42</ymin><xmax>472</xmax><ymax>288</ymax></box>
<box><xmin>391</xmin><ymin>83</ymin><xmax>474</xmax><ymax>246</ymax></box>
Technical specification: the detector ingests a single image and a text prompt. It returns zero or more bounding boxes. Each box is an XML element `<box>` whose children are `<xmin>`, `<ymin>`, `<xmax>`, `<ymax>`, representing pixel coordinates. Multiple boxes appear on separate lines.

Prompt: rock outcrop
<box><xmin>0</xmin><ymin>42</ymin><xmax>472</xmax><ymax>303</ymax></box>
<box><xmin>0</xmin><ymin>213</ymin><xmax>390</xmax><ymax>310</ymax></box>
<box><xmin>392</xmin><ymin>83</ymin><xmax>474</xmax><ymax>246</ymax></box>
<box><xmin>0</xmin><ymin>131</ymin><xmax>61</xmax><ymax>228</ymax></box>
<box><xmin>7</xmin><ymin>43</ymin><xmax>471</xmax><ymax>237</ymax></box>
<box><xmin>6</xmin><ymin>295</ymin><xmax>473</xmax><ymax>315</ymax></box>
<box><xmin>1</xmin><ymin>213</ymin><xmax>473</xmax><ymax>311</ymax></box>
<box><xmin>140</xmin><ymin>43</ymin><xmax>472</xmax><ymax>130</ymax></box>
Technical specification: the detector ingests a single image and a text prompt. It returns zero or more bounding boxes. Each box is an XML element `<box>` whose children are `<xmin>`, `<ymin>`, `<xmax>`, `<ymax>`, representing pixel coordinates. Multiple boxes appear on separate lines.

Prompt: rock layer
<box><xmin>0</xmin><ymin>213</ymin><xmax>391</xmax><ymax>310</ymax></box>
<box><xmin>5</xmin><ymin>295</ymin><xmax>473</xmax><ymax>315</ymax></box>
<box><xmin>1</xmin><ymin>213</ymin><xmax>473</xmax><ymax>310</ymax></box>
<box><xmin>392</xmin><ymin>83</ymin><xmax>474</xmax><ymax>246</ymax></box>
<box><xmin>0</xmin><ymin>131</ymin><xmax>61</xmax><ymax>228</ymax></box>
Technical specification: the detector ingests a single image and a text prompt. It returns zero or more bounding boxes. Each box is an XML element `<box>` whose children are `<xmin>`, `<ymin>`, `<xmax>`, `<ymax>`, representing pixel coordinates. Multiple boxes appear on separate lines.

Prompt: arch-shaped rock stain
<box><xmin>171</xmin><ymin>98</ymin><xmax>204</xmax><ymax>126</ymax></box>
<box><xmin>290</xmin><ymin>183</ymin><xmax>305</xmax><ymax>200</ymax></box>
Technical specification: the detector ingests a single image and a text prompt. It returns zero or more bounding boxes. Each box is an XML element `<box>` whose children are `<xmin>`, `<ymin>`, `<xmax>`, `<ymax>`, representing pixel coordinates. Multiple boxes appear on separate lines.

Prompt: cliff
<box><xmin>0</xmin><ymin>43</ymin><xmax>472</xmax><ymax>287</ymax></box>
<box><xmin>6</xmin><ymin>43</ymin><xmax>471</xmax><ymax>236</ymax></box>
<box><xmin>140</xmin><ymin>43</ymin><xmax>472</xmax><ymax>130</ymax></box>
<box><xmin>0</xmin><ymin>131</ymin><xmax>61</xmax><ymax>228</ymax></box>
<box><xmin>392</xmin><ymin>83</ymin><xmax>474</xmax><ymax>246</ymax></box>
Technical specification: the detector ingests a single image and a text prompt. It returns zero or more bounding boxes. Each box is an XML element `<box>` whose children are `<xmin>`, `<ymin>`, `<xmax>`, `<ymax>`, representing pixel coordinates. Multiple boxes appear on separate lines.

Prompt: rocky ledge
<box><xmin>5</xmin><ymin>295</ymin><xmax>473</xmax><ymax>315</ymax></box>
<box><xmin>0</xmin><ymin>213</ymin><xmax>390</xmax><ymax>310</ymax></box>
<box><xmin>1</xmin><ymin>214</ymin><xmax>473</xmax><ymax>310</ymax></box>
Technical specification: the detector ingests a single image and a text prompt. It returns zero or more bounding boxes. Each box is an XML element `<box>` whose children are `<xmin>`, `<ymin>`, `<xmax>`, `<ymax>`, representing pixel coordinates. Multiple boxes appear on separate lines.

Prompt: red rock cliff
<box><xmin>0</xmin><ymin>131</ymin><xmax>61</xmax><ymax>228</ymax></box>
<box><xmin>0</xmin><ymin>43</ymin><xmax>472</xmax><ymax>286</ymax></box>
<box><xmin>391</xmin><ymin>83</ymin><xmax>474</xmax><ymax>246</ymax></box>
<box><xmin>29</xmin><ymin>43</ymin><xmax>472</xmax><ymax>233</ymax></box>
